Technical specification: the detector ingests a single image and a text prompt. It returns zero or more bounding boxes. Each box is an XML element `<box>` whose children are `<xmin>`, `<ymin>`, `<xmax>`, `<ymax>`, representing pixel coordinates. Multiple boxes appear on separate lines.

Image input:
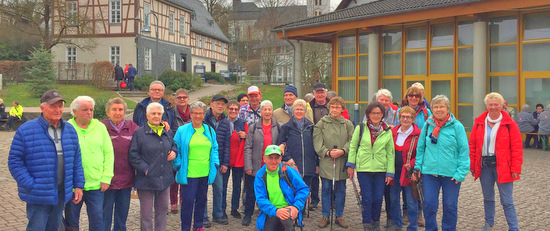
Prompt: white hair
<box><xmin>260</xmin><ymin>100</ymin><xmax>273</xmax><ymax>110</ymax></box>
<box><xmin>431</xmin><ymin>95</ymin><xmax>451</xmax><ymax>110</ymax></box>
<box><xmin>189</xmin><ymin>101</ymin><xmax>207</xmax><ymax>114</ymax></box>
<box><xmin>521</xmin><ymin>104</ymin><xmax>530</xmax><ymax>111</ymax></box>
<box><xmin>149</xmin><ymin>81</ymin><xmax>165</xmax><ymax>91</ymax></box>
<box><xmin>146</xmin><ymin>102</ymin><xmax>164</xmax><ymax>115</ymax></box>
<box><xmin>374</xmin><ymin>88</ymin><xmax>393</xmax><ymax>102</ymax></box>
<box><xmin>70</xmin><ymin>96</ymin><xmax>95</xmax><ymax>117</ymax></box>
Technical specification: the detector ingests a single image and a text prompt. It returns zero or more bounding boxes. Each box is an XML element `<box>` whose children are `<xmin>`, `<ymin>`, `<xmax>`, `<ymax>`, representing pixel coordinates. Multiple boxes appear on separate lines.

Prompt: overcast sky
<box><xmin>228</xmin><ymin>0</ymin><xmax>340</xmax><ymax>11</ymax></box>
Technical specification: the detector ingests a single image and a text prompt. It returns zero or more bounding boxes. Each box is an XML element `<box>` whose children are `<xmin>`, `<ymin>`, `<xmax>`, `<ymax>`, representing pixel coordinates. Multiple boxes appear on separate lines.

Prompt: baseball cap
<box><xmin>41</xmin><ymin>90</ymin><xmax>66</xmax><ymax>104</ymax></box>
<box><xmin>314</xmin><ymin>82</ymin><xmax>327</xmax><ymax>91</ymax></box>
<box><xmin>248</xmin><ymin>86</ymin><xmax>261</xmax><ymax>95</ymax></box>
<box><xmin>211</xmin><ymin>94</ymin><xmax>228</xmax><ymax>104</ymax></box>
<box><xmin>264</xmin><ymin>145</ymin><xmax>282</xmax><ymax>156</ymax></box>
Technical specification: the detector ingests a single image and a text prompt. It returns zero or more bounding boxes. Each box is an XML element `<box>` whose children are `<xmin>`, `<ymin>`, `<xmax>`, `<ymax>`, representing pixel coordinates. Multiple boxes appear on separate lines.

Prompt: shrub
<box><xmin>0</xmin><ymin>60</ymin><xmax>28</xmax><ymax>85</ymax></box>
<box><xmin>134</xmin><ymin>74</ymin><xmax>156</xmax><ymax>91</ymax></box>
<box><xmin>229</xmin><ymin>74</ymin><xmax>238</xmax><ymax>83</ymax></box>
<box><xmin>159</xmin><ymin>70</ymin><xmax>203</xmax><ymax>92</ymax></box>
<box><xmin>204</xmin><ymin>72</ymin><xmax>224</xmax><ymax>83</ymax></box>
<box><xmin>91</xmin><ymin>61</ymin><xmax>114</xmax><ymax>90</ymax></box>
<box><xmin>93</xmin><ymin>98</ymin><xmax>109</xmax><ymax>120</ymax></box>
<box><xmin>26</xmin><ymin>47</ymin><xmax>56</xmax><ymax>97</ymax></box>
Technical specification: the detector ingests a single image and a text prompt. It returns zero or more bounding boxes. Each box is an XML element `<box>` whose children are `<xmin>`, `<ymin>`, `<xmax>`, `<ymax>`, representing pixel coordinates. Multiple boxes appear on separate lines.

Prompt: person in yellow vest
<box><xmin>5</xmin><ymin>101</ymin><xmax>24</xmax><ymax>131</ymax></box>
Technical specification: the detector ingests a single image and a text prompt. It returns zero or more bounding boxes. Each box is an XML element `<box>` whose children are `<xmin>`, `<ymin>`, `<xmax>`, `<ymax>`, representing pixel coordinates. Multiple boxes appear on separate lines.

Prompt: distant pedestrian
<box><xmin>0</xmin><ymin>98</ymin><xmax>6</xmax><ymax>119</ymax></box>
<box><xmin>114</xmin><ymin>63</ymin><xmax>124</xmax><ymax>91</ymax></box>
<box><xmin>515</xmin><ymin>104</ymin><xmax>538</xmax><ymax>148</ymax></box>
<box><xmin>4</xmin><ymin>101</ymin><xmax>24</xmax><ymax>131</ymax></box>
<box><xmin>8</xmin><ymin>90</ymin><xmax>85</xmax><ymax>231</ymax></box>
<box><xmin>538</xmin><ymin>104</ymin><xmax>550</xmax><ymax>150</ymax></box>
<box><xmin>127</xmin><ymin>64</ymin><xmax>137</xmax><ymax>91</ymax></box>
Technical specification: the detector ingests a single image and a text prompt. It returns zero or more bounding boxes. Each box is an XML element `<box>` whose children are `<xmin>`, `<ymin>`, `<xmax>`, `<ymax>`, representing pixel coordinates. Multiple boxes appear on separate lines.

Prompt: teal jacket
<box><xmin>347</xmin><ymin>122</ymin><xmax>395</xmax><ymax>177</ymax></box>
<box><xmin>173</xmin><ymin>123</ymin><xmax>219</xmax><ymax>185</ymax></box>
<box><xmin>415</xmin><ymin>114</ymin><xmax>470</xmax><ymax>182</ymax></box>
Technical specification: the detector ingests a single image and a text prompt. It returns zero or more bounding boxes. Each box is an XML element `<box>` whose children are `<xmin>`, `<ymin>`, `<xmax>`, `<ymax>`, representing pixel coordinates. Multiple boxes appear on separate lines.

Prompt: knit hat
<box><xmin>284</xmin><ymin>85</ymin><xmax>298</xmax><ymax>97</ymax></box>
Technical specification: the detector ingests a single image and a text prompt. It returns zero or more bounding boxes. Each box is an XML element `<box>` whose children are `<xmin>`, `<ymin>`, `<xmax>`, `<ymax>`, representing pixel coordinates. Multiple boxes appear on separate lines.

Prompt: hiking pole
<box><xmin>331</xmin><ymin>145</ymin><xmax>337</xmax><ymax>231</ymax></box>
<box><xmin>351</xmin><ymin>175</ymin><xmax>363</xmax><ymax>212</ymax></box>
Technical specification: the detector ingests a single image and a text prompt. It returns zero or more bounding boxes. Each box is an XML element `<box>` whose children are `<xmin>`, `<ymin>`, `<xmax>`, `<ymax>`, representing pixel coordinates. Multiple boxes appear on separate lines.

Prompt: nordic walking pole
<box><xmin>331</xmin><ymin>145</ymin><xmax>337</xmax><ymax>231</ymax></box>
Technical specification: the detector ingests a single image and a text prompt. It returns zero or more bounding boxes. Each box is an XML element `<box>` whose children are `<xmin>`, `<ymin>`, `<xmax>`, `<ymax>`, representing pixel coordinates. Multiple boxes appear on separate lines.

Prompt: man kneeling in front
<box><xmin>254</xmin><ymin>145</ymin><xmax>309</xmax><ymax>231</ymax></box>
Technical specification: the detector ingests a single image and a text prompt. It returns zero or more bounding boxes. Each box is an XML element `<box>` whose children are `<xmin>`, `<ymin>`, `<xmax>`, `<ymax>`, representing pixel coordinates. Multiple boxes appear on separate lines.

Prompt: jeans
<box><xmin>103</xmin><ymin>187</ymin><xmax>132</xmax><ymax>231</ymax></box>
<box><xmin>422</xmin><ymin>174</ymin><xmax>461</xmax><ymax>231</ymax></box>
<box><xmin>181</xmin><ymin>177</ymin><xmax>208</xmax><ymax>231</ymax></box>
<box><xmin>64</xmin><ymin>189</ymin><xmax>104</xmax><ymax>231</ymax></box>
<box><xmin>389</xmin><ymin>177</ymin><xmax>418</xmax><ymax>230</ymax></box>
<box><xmin>356</xmin><ymin>172</ymin><xmax>386</xmax><ymax>224</ymax></box>
<box><xmin>264</xmin><ymin>216</ymin><xmax>295</xmax><ymax>231</ymax></box>
<box><xmin>230</xmin><ymin>167</ymin><xmax>244</xmax><ymax>210</ymax></box>
<box><xmin>127</xmin><ymin>77</ymin><xmax>135</xmax><ymax>91</ymax></box>
<box><xmin>480</xmin><ymin>166</ymin><xmax>519</xmax><ymax>231</ymax></box>
<box><xmin>26</xmin><ymin>188</ymin><xmax>65</xmax><ymax>231</ymax></box>
<box><xmin>244</xmin><ymin>174</ymin><xmax>256</xmax><ymax>217</ymax></box>
<box><xmin>137</xmin><ymin>187</ymin><xmax>170</xmax><ymax>231</ymax></box>
<box><xmin>170</xmin><ymin>180</ymin><xmax>182</xmax><ymax>206</ymax></box>
<box><xmin>310</xmin><ymin>173</ymin><xmax>320</xmax><ymax>204</ymax></box>
<box><xmin>321</xmin><ymin>178</ymin><xmax>346</xmax><ymax>217</ymax></box>
<box><xmin>204</xmin><ymin>169</ymin><xmax>224</xmax><ymax>220</ymax></box>
<box><xmin>524</xmin><ymin>134</ymin><xmax>537</xmax><ymax>147</ymax></box>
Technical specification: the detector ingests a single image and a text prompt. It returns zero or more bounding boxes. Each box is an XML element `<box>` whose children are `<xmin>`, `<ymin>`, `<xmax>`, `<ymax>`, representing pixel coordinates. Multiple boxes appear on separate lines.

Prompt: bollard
<box><xmin>354</xmin><ymin>103</ymin><xmax>359</xmax><ymax>125</ymax></box>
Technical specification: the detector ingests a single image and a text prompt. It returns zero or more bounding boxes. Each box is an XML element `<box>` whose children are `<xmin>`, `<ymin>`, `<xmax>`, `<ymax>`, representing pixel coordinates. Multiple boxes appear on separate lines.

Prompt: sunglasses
<box><xmin>407</xmin><ymin>94</ymin><xmax>421</xmax><ymax>99</ymax></box>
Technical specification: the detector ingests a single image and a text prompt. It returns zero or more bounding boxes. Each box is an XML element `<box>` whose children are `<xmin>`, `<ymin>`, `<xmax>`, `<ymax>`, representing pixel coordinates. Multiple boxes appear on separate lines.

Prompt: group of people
<box><xmin>8</xmin><ymin>80</ymin><xmax>524</xmax><ymax>231</ymax></box>
<box><xmin>515</xmin><ymin>103</ymin><xmax>550</xmax><ymax>150</ymax></box>
<box><xmin>0</xmin><ymin>98</ymin><xmax>26</xmax><ymax>131</ymax></box>
<box><xmin>114</xmin><ymin>63</ymin><xmax>137</xmax><ymax>91</ymax></box>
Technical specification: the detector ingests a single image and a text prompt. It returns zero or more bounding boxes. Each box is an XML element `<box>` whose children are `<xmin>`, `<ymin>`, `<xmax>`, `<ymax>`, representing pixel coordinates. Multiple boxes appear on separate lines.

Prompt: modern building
<box><xmin>51</xmin><ymin>0</ymin><xmax>229</xmax><ymax>79</ymax></box>
<box><xmin>274</xmin><ymin>0</ymin><xmax>550</xmax><ymax>129</ymax></box>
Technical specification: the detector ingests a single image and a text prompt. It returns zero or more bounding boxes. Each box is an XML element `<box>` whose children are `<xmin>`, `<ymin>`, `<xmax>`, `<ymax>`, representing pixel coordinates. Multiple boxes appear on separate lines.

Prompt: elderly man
<box><xmin>9</xmin><ymin>90</ymin><xmax>84</xmax><ymax>231</ymax></box>
<box><xmin>239</xmin><ymin>85</ymin><xmax>262</xmax><ymax>125</ymax></box>
<box><xmin>273</xmin><ymin>85</ymin><xmax>313</xmax><ymax>124</ymax></box>
<box><xmin>133</xmin><ymin>81</ymin><xmax>175</xmax><ymax>128</ymax></box>
<box><xmin>114</xmin><ymin>63</ymin><xmax>124</xmax><ymax>91</ymax></box>
<box><xmin>64</xmin><ymin>96</ymin><xmax>114</xmax><ymax>231</ymax></box>
<box><xmin>538</xmin><ymin>104</ymin><xmax>550</xmax><ymax>150</ymax></box>
<box><xmin>127</xmin><ymin>64</ymin><xmax>137</xmax><ymax>91</ymax></box>
<box><xmin>254</xmin><ymin>145</ymin><xmax>309</xmax><ymax>231</ymax></box>
<box><xmin>202</xmin><ymin>94</ymin><xmax>231</xmax><ymax>226</ymax></box>
<box><xmin>101</xmin><ymin>97</ymin><xmax>140</xmax><ymax>231</ymax></box>
<box><xmin>516</xmin><ymin>104</ymin><xmax>538</xmax><ymax>148</ymax></box>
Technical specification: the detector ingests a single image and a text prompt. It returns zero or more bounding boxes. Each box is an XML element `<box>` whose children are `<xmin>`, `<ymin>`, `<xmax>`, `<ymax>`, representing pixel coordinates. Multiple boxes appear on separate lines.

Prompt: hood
<box><xmin>320</xmin><ymin>114</ymin><xmax>347</xmax><ymax>124</ymax></box>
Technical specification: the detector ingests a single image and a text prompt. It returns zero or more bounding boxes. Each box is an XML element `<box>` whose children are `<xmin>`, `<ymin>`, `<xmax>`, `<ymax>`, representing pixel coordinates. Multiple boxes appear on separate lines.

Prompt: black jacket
<box><xmin>204</xmin><ymin>109</ymin><xmax>231</xmax><ymax>167</ymax></box>
<box><xmin>114</xmin><ymin>65</ymin><xmax>124</xmax><ymax>80</ymax></box>
<box><xmin>277</xmin><ymin>118</ymin><xmax>318</xmax><ymax>176</ymax></box>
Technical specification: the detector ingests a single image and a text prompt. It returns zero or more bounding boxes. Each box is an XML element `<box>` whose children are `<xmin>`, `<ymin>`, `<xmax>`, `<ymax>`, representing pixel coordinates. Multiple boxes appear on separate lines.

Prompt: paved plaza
<box><xmin>1</xmin><ymin>129</ymin><xmax>549</xmax><ymax>230</ymax></box>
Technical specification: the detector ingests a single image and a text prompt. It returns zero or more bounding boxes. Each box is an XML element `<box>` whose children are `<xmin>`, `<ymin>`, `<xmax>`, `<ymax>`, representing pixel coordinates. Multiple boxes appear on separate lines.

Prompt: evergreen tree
<box><xmin>26</xmin><ymin>47</ymin><xmax>56</xmax><ymax>97</ymax></box>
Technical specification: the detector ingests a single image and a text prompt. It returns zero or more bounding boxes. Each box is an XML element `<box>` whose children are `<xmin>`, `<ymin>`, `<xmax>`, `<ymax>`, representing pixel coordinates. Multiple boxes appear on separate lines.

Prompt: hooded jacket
<box><xmin>391</xmin><ymin>124</ymin><xmax>421</xmax><ymax>187</ymax></box>
<box><xmin>101</xmin><ymin>119</ymin><xmax>139</xmax><ymax>189</ymax></box>
<box><xmin>244</xmin><ymin>118</ymin><xmax>281</xmax><ymax>176</ymax></box>
<box><xmin>278</xmin><ymin>118</ymin><xmax>317</xmax><ymax>176</ymax></box>
<box><xmin>313</xmin><ymin>115</ymin><xmax>354</xmax><ymax>181</ymax></box>
<box><xmin>133</xmin><ymin>97</ymin><xmax>175</xmax><ymax>128</ymax></box>
<box><xmin>415</xmin><ymin>114</ymin><xmax>470</xmax><ymax>182</ymax></box>
<box><xmin>8</xmin><ymin>115</ymin><xmax>85</xmax><ymax>205</ymax></box>
<box><xmin>469</xmin><ymin>110</ymin><xmax>523</xmax><ymax>184</ymax></box>
<box><xmin>515</xmin><ymin>110</ymin><xmax>537</xmax><ymax>133</ymax></box>
<box><xmin>347</xmin><ymin>122</ymin><xmax>395</xmax><ymax>176</ymax></box>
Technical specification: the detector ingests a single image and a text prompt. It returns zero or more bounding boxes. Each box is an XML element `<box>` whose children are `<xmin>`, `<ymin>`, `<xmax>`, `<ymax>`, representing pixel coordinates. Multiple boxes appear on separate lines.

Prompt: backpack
<box><xmin>262</xmin><ymin>162</ymin><xmax>298</xmax><ymax>199</ymax></box>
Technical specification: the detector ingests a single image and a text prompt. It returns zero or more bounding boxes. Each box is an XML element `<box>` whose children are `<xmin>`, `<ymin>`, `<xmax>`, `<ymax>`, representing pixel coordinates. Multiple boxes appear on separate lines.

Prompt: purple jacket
<box><xmin>101</xmin><ymin>119</ymin><xmax>140</xmax><ymax>189</ymax></box>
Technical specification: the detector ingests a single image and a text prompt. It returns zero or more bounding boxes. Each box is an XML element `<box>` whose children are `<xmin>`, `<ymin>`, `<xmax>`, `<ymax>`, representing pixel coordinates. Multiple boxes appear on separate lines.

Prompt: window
<box><xmin>195</xmin><ymin>35</ymin><xmax>199</xmax><ymax>48</ymax></box>
<box><xmin>430</xmin><ymin>24</ymin><xmax>454</xmax><ymax>75</ymax></box>
<box><xmin>169</xmin><ymin>13</ymin><xmax>174</xmax><ymax>35</ymax></box>
<box><xmin>180</xmin><ymin>15</ymin><xmax>185</xmax><ymax>38</ymax></box>
<box><xmin>170</xmin><ymin>53</ymin><xmax>176</xmax><ymax>71</ymax></box>
<box><xmin>109</xmin><ymin>0</ymin><xmax>121</xmax><ymax>24</ymax></box>
<box><xmin>67</xmin><ymin>1</ymin><xmax>78</xmax><ymax>26</ymax></box>
<box><xmin>144</xmin><ymin>3</ymin><xmax>151</xmax><ymax>29</ymax></box>
<box><xmin>202</xmin><ymin>36</ymin><xmax>205</xmax><ymax>50</ymax></box>
<box><xmin>144</xmin><ymin>48</ymin><xmax>152</xmax><ymax>70</ymax></box>
<box><xmin>523</xmin><ymin>12</ymin><xmax>550</xmax><ymax>71</ymax></box>
<box><xmin>405</xmin><ymin>27</ymin><xmax>426</xmax><ymax>75</ymax></box>
<box><xmin>457</xmin><ymin>21</ymin><xmax>474</xmax><ymax>131</ymax></box>
<box><xmin>382</xmin><ymin>29</ymin><xmax>402</xmax><ymax>76</ymax></box>
<box><xmin>66</xmin><ymin>47</ymin><xmax>76</xmax><ymax>68</ymax></box>
<box><xmin>110</xmin><ymin>46</ymin><xmax>120</xmax><ymax>65</ymax></box>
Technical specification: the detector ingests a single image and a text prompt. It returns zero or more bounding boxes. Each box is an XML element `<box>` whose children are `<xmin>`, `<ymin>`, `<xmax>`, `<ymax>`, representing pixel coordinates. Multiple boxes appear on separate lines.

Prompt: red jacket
<box><xmin>469</xmin><ymin>110</ymin><xmax>523</xmax><ymax>184</ymax></box>
<box><xmin>341</xmin><ymin>108</ymin><xmax>350</xmax><ymax>120</ymax></box>
<box><xmin>391</xmin><ymin>124</ymin><xmax>421</xmax><ymax>187</ymax></box>
<box><xmin>229</xmin><ymin>122</ymin><xmax>249</xmax><ymax>167</ymax></box>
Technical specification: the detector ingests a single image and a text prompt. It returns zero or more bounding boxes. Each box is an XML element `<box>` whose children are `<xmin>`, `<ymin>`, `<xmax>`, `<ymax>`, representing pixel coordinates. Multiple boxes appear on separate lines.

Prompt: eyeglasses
<box><xmin>330</xmin><ymin>105</ymin><xmax>342</xmax><ymax>110</ymax></box>
<box><xmin>400</xmin><ymin>116</ymin><xmax>413</xmax><ymax>120</ymax></box>
<box><xmin>150</xmin><ymin>88</ymin><xmax>164</xmax><ymax>92</ymax></box>
<box><xmin>370</xmin><ymin>112</ymin><xmax>383</xmax><ymax>116</ymax></box>
<box><xmin>228</xmin><ymin>108</ymin><xmax>239</xmax><ymax>111</ymax></box>
<box><xmin>407</xmin><ymin>94</ymin><xmax>421</xmax><ymax>99</ymax></box>
<box><xmin>176</xmin><ymin>96</ymin><xmax>188</xmax><ymax>100</ymax></box>
<box><xmin>192</xmin><ymin>112</ymin><xmax>204</xmax><ymax>116</ymax></box>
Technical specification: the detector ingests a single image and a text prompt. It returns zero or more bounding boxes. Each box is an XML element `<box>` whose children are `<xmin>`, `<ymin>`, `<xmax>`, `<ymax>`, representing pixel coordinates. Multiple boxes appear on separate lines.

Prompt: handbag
<box><xmin>404</xmin><ymin>135</ymin><xmax>423</xmax><ymax>201</ymax></box>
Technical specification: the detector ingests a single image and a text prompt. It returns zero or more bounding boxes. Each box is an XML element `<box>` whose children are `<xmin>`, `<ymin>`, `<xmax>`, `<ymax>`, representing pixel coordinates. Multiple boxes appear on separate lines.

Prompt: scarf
<box><xmin>177</xmin><ymin>105</ymin><xmax>190</xmax><ymax>123</ymax></box>
<box><xmin>482</xmin><ymin>112</ymin><xmax>503</xmax><ymax>156</ymax></box>
<box><xmin>294</xmin><ymin>117</ymin><xmax>304</xmax><ymax>130</ymax></box>
<box><xmin>432</xmin><ymin>113</ymin><xmax>451</xmax><ymax>138</ymax></box>
<box><xmin>367</xmin><ymin>119</ymin><xmax>383</xmax><ymax>137</ymax></box>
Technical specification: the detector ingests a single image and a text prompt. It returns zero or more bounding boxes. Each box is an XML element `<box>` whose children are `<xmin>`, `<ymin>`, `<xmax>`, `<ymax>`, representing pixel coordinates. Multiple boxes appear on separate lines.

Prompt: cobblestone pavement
<box><xmin>1</xmin><ymin>129</ymin><xmax>549</xmax><ymax>230</ymax></box>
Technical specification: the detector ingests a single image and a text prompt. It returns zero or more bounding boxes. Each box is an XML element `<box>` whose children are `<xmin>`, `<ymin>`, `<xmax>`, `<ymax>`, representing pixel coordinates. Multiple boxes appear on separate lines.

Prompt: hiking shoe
<box><xmin>231</xmin><ymin>209</ymin><xmax>242</xmax><ymax>219</ymax></box>
<box><xmin>171</xmin><ymin>204</ymin><xmax>178</xmax><ymax>214</ymax></box>
<box><xmin>192</xmin><ymin>228</ymin><xmax>204</xmax><ymax>231</ymax></box>
<box><xmin>417</xmin><ymin>212</ymin><xmax>425</xmax><ymax>227</ymax></box>
<box><xmin>317</xmin><ymin>216</ymin><xmax>329</xmax><ymax>228</ymax></box>
<box><xmin>242</xmin><ymin>215</ymin><xmax>252</xmax><ymax>226</ymax></box>
<box><xmin>203</xmin><ymin>218</ymin><xmax>211</xmax><ymax>228</ymax></box>
<box><xmin>372</xmin><ymin>221</ymin><xmax>381</xmax><ymax>231</ymax></box>
<box><xmin>482</xmin><ymin>222</ymin><xmax>493</xmax><ymax>231</ymax></box>
<box><xmin>335</xmin><ymin>217</ymin><xmax>349</xmax><ymax>228</ymax></box>
<box><xmin>213</xmin><ymin>216</ymin><xmax>228</xmax><ymax>225</ymax></box>
<box><xmin>403</xmin><ymin>209</ymin><xmax>409</xmax><ymax>223</ymax></box>
<box><xmin>309</xmin><ymin>202</ymin><xmax>318</xmax><ymax>211</ymax></box>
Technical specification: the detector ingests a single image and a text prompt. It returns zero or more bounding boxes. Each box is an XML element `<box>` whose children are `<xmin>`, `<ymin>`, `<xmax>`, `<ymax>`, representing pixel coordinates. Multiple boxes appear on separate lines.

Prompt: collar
<box><xmin>398</xmin><ymin>125</ymin><xmax>414</xmax><ymax>136</ymax></box>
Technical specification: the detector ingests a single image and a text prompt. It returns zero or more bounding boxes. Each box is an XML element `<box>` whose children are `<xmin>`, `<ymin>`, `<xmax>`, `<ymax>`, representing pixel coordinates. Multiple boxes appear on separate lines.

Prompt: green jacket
<box><xmin>313</xmin><ymin>115</ymin><xmax>354</xmax><ymax>180</ymax></box>
<box><xmin>68</xmin><ymin>118</ymin><xmax>114</xmax><ymax>191</ymax></box>
<box><xmin>347</xmin><ymin>122</ymin><xmax>395</xmax><ymax>176</ymax></box>
<box><xmin>9</xmin><ymin>105</ymin><xmax>23</xmax><ymax>119</ymax></box>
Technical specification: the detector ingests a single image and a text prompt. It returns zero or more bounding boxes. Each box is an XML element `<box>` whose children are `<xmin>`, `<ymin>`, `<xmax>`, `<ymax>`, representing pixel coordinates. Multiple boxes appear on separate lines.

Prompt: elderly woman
<box><xmin>469</xmin><ymin>92</ymin><xmax>522</xmax><ymax>231</ymax></box>
<box><xmin>129</xmin><ymin>102</ymin><xmax>177</xmax><ymax>231</ymax></box>
<box><xmin>242</xmin><ymin>100</ymin><xmax>281</xmax><ymax>226</ymax></box>
<box><xmin>395</xmin><ymin>86</ymin><xmax>432</xmax><ymax>128</ymax></box>
<box><xmin>277</xmin><ymin>99</ymin><xmax>316</xmax><ymax>183</ymax></box>
<box><xmin>388</xmin><ymin>106</ymin><xmax>422</xmax><ymax>231</ymax></box>
<box><xmin>226</xmin><ymin>100</ymin><xmax>249</xmax><ymax>218</ymax></box>
<box><xmin>170</xmin><ymin>88</ymin><xmax>191</xmax><ymax>213</ymax></box>
<box><xmin>313</xmin><ymin>97</ymin><xmax>354</xmax><ymax>228</ymax></box>
<box><xmin>347</xmin><ymin>101</ymin><xmax>394</xmax><ymax>231</ymax></box>
<box><xmin>101</xmin><ymin>97</ymin><xmax>140</xmax><ymax>231</ymax></box>
<box><xmin>65</xmin><ymin>96</ymin><xmax>114</xmax><ymax>231</ymax></box>
<box><xmin>413</xmin><ymin>95</ymin><xmax>469</xmax><ymax>231</ymax></box>
<box><xmin>173</xmin><ymin>101</ymin><xmax>219</xmax><ymax>231</ymax></box>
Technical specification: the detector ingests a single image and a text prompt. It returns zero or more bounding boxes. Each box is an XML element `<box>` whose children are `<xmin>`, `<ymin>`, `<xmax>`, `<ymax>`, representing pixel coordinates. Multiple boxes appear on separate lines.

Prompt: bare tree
<box><xmin>302</xmin><ymin>41</ymin><xmax>332</xmax><ymax>91</ymax></box>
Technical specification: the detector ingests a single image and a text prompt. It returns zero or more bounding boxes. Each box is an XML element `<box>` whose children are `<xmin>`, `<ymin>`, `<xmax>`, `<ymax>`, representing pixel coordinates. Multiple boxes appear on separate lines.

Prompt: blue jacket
<box><xmin>8</xmin><ymin>115</ymin><xmax>85</xmax><ymax>205</ymax></box>
<box><xmin>133</xmin><ymin>97</ymin><xmax>175</xmax><ymax>128</ymax></box>
<box><xmin>394</xmin><ymin>107</ymin><xmax>432</xmax><ymax>129</ymax></box>
<box><xmin>254</xmin><ymin>163</ymin><xmax>309</xmax><ymax>231</ymax></box>
<box><xmin>415</xmin><ymin>114</ymin><xmax>470</xmax><ymax>182</ymax></box>
<box><xmin>277</xmin><ymin>118</ymin><xmax>318</xmax><ymax>176</ymax></box>
<box><xmin>127</xmin><ymin>65</ymin><xmax>137</xmax><ymax>77</ymax></box>
<box><xmin>173</xmin><ymin>123</ymin><xmax>219</xmax><ymax>185</ymax></box>
<box><xmin>203</xmin><ymin>109</ymin><xmax>231</xmax><ymax>167</ymax></box>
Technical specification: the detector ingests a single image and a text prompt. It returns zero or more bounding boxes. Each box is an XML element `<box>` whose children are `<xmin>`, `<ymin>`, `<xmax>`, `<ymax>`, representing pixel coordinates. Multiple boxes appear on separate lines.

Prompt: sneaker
<box><xmin>213</xmin><ymin>216</ymin><xmax>228</xmax><ymax>225</ymax></box>
<box><xmin>402</xmin><ymin>209</ymin><xmax>409</xmax><ymax>223</ymax></box>
<box><xmin>482</xmin><ymin>222</ymin><xmax>493</xmax><ymax>231</ymax></box>
<box><xmin>192</xmin><ymin>228</ymin><xmax>205</xmax><ymax>231</ymax></box>
<box><xmin>372</xmin><ymin>221</ymin><xmax>381</xmax><ymax>231</ymax></box>
<box><xmin>335</xmin><ymin>217</ymin><xmax>349</xmax><ymax>228</ymax></box>
<box><xmin>417</xmin><ymin>212</ymin><xmax>425</xmax><ymax>227</ymax></box>
<box><xmin>242</xmin><ymin>215</ymin><xmax>252</xmax><ymax>226</ymax></box>
<box><xmin>309</xmin><ymin>201</ymin><xmax>319</xmax><ymax>211</ymax></box>
<box><xmin>203</xmin><ymin>218</ymin><xmax>211</xmax><ymax>228</ymax></box>
<box><xmin>171</xmin><ymin>204</ymin><xmax>178</xmax><ymax>214</ymax></box>
<box><xmin>231</xmin><ymin>209</ymin><xmax>242</xmax><ymax>219</ymax></box>
<box><xmin>317</xmin><ymin>216</ymin><xmax>329</xmax><ymax>228</ymax></box>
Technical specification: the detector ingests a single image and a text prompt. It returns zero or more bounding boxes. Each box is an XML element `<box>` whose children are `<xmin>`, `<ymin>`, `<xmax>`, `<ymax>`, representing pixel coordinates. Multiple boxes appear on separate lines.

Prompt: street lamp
<box><xmin>142</xmin><ymin>12</ymin><xmax>159</xmax><ymax>80</ymax></box>
<box><xmin>134</xmin><ymin>16</ymin><xmax>141</xmax><ymax>79</ymax></box>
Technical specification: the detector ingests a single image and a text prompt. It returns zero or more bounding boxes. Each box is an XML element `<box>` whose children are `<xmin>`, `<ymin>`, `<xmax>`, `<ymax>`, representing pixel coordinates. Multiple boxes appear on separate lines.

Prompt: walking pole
<box><xmin>331</xmin><ymin>145</ymin><xmax>337</xmax><ymax>231</ymax></box>
<box><xmin>351</xmin><ymin>175</ymin><xmax>363</xmax><ymax>212</ymax></box>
